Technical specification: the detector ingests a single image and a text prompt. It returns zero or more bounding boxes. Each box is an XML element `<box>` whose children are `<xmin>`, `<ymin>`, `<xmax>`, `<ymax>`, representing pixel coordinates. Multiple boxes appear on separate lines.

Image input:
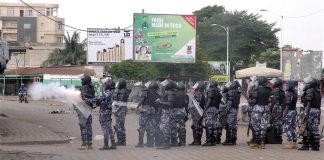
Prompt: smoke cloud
<box><xmin>28</xmin><ymin>82</ymin><xmax>92</xmax><ymax>118</ymax></box>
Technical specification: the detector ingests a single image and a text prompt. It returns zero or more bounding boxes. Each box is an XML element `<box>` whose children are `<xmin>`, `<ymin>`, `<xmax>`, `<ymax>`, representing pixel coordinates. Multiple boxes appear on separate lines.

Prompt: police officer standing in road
<box><xmin>113</xmin><ymin>78</ymin><xmax>129</xmax><ymax>146</ymax></box>
<box><xmin>135</xmin><ymin>81</ymin><xmax>159</xmax><ymax>147</ymax></box>
<box><xmin>248</xmin><ymin>76</ymin><xmax>272</xmax><ymax>149</ymax></box>
<box><xmin>298</xmin><ymin>77</ymin><xmax>321</xmax><ymax>151</ymax></box>
<box><xmin>201</xmin><ymin>80</ymin><xmax>222</xmax><ymax>146</ymax></box>
<box><xmin>282</xmin><ymin>80</ymin><xmax>298</xmax><ymax>149</ymax></box>
<box><xmin>78</xmin><ymin>75</ymin><xmax>95</xmax><ymax>150</ymax></box>
<box><xmin>155</xmin><ymin>79</ymin><xmax>177</xmax><ymax>149</ymax></box>
<box><xmin>269</xmin><ymin>78</ymin><xmax>285</xmax><ymax>144</ymax></box>
<box><xmin>85</xmin><ymin>79</ymin><xmax>117</xmax><ymax>150</ymax></box>
<box><xmin>171</xmin><ymin>82</ymin><xmax>189</xmax><ymax>146</ymax></box>
<box><xmin>222</xmin><ymin>81</ymin><xmax>241</xmax><ymax>146</ymax></box>
<box><xmin>189</xmin><ymin>81</ymin><xmax>205</xmax><ymax>146</ymax></box>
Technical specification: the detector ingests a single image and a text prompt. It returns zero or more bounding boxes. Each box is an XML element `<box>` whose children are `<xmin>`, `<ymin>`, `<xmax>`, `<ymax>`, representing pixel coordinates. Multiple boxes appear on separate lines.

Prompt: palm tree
<box><xmin>42</xmin><ymin>31</ymin><xmax>87</xmax><ymax>67</ymax></box>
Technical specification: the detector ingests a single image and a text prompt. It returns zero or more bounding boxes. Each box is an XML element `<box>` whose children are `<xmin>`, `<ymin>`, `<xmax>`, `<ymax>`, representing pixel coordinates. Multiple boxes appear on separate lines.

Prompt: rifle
<box><xmin>247</xmin><ymin>116</ymin><xmax>251</xmax><ymax>137</ymax></box>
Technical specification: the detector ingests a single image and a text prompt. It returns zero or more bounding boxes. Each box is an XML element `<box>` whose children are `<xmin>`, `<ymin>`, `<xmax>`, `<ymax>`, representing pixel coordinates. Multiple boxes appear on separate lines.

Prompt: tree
<box><xmin>257</xmin><ymin>48</ymin><xmax>280</xmax><ymax>69</ymax></box>
<box><xmin>42</xmin><ymin>31</ymin><xmax>87</xmax><ymax>67</ymax></box>
<box><xmin>194</xmin><ymin>5</ymin><xmax>279</xmax><ymax>68</ymax></box>
<box><xmin>109</xmin><ymin>60</ymin><xmax>158</xmax><ymax>81</ymax></box>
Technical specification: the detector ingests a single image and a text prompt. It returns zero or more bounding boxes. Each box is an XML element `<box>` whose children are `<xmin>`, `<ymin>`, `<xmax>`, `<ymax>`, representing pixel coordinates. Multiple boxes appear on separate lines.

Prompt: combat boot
<box><xmin>135</xmin><ymin>135</ymin><xmax>144</xmax><ymax>148</ymax></box>
<box><xmin>298</xmin><ymin>137</ymin><xmax>309</xmax><ymax>151</ymax></box>
<box><xmin>116</xmin><ymin>135</ymin><xmax>126</xmax><ymax>146</ymax></box>
<box><xmin>202</xmin><ymin>129</ymin><xmax>213</xmax><ymax>146</ymax></box>
<box><xmin>108</xmin><ymin>139</ymin><xmax>117</xmax><ymax>150</ymax></box>
<box><xmin>214</xmin><ymin>128</ymin><xmax>222</xmax><ymax>144</ymax></box>
<box><xmin>145</xmin><ymin>135</ymin><xmax>154</xmax><ymax>147</ymax></box>
<box><xmin>178</xmin><ymin>130</ymin><xmax>186</xmax><ymax>146</ymax></box>
<box><xmin>189</xmin><ymin>129</ymin><xmax>201</xmax><ymax>146</ymax></box>
<box><xmin>310</xmin><ymin>134</ymin><xmax>320</xmax><ymax>151</ymax></box>
<box><xmin>99</xmin><ymin>140</ymin><xmax>109</xmax><ymax>150</ymax></box>
<box><xmin>78</xmin><ymin>143</ymin><xmax>87</xmax><ymax>150</ymax></box>
<box><xmin>283</xmin><ymin>141</ymin><xmax>294</xmax><ymax>149</ymax></box>
<box><xmin>222</xmin><ymin>130</ymin><xmax>230</xmax><ymax>145</ymax></box>
<box><xmin>292</xmin><ymin>141</ymin><xmax>298</xmax><ymax>149</ymax></box>
<box><xmin>259</xmin><ymin>139</ymin><xmax>265</xmax><ymax>149</ymax></box>
<box><xmin>157</xmin><ymin>138</ymin><xmax>171</xmax><ymax>149</ymax></box>
<box><xmin>87</xmin><ymin>142</ymin><xmax>93</xmax><ymax>150</ymax></box>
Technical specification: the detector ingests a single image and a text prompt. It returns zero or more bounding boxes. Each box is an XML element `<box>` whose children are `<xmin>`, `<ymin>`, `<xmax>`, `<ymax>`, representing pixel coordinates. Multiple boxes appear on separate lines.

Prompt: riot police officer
<box><xmin>156</xmin><ymin>79</ymin><xmax>177</xmax><ymax>149</ymax></box>
<box><xmin>283</xmin><ymin>80</ymin><xmax>298</xmax><ymax>149</ymax></box>
<box><xmin>201</xmin><ymin>80</ymin><xmax>222</xmax><ymax>146</ymax></box>
<box><xmin>85</xmin><ymin>79</ymin><xmax>117</xmax><ymax>150</ymax></box>
<box><xmin>269</xmin><ymin>77</ymin><xmax>285</xmax><ymax>144</ymax></box>
<box><xmin>222</xmin><ymin>81</ymin><xmax>241</xmax><ymax>145</ymax></box>
<box><xmin>248</xmin><ymin>76</ymin><xmax>272</xmax><ymax>149</ymax></box>
<box><xmin>171</xmin><ymin>82</ymin><xmax>189</xmax><ymax>146</ymax></box>
<box><xmin>113</xmin><ymin>78</ymin><xmax>129</xmax><ymax>146</ymax></box>
<box><xmin>298</xmin><ymin>77</ymin><xmax>321</xmax><ymax>151</ymax></box>
<box><xmin>78</xmin><ymin>75</ymin><xmax>95</xmax><ymax>150</ymax></box>
<box><xmin>189</xmin><ymin>81</ymin><xmax>205</xmax><ymax>146</ymax></box>
<box><xmin>135</xmin><ymin>81</ymin><xmax>159</xmax><ymax>147</ymax></box>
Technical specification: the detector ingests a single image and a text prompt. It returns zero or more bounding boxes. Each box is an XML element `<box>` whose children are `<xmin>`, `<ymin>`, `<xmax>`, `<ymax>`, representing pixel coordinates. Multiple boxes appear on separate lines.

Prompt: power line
<box><xmin>19</xmin><ymin>0</ymin><xmax>87</xmax><ymax>32</ymax></box>
<box><xmin>19</xmin><ymin>0</ymin><xmax>133</xmax><ymax>32</ymax></box>
<box><xmin>285</xmin><ymin>8</ymin><xmax>324</xmax><ymax>18</ymax></box>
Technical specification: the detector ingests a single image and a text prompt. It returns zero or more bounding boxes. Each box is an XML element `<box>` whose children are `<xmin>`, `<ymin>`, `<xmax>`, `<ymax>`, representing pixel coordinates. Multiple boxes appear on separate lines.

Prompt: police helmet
<box><xmin>303</xmin><ymin>76</ymin><xmax>316</xmax><ymax>91</ymax></box>
<box><xmin>105</xmin><ymin>79</ymin><xmax>115</xmax><ymax>90</ymax></box>
<box><xmin>148</xmin><ymin>81</ymin><xmax>159</xmax><ymax>91</ymax></box>
<box><xmin>257</xmin><ymin>76</ymin><xmax>268</xmax><ymax>86</ymax></box>
<box><xmin>177</xmin><ymin>82</ymin><xmax>185</xmax><ymax>91</ymax></box>
<box><xmin>286</xmin><ymin>80</ymin><xmax>295</xmax><ymax>91</ymax></box>
<box><xmin>81</xmin><ymin>75</ymin><xmax>91</xmax><ymax>85</ymax></box>
<box><xmin>161</xmin><ymin>79</ymin><xmax>176</xmax><ymax>90</ymax></box>
<box><xmin>270</xmin><ymin>78</ymin><xmax>283</xmax><ymax>88</ymax></box>
<box><xmin>192</xmin><ymin>81</ymin><xmax>205</xmax><ymax>91</ymax></box>
<box><xmin>116</xmin><ymin>78</ymin><xmax>127</xmax><ymax>89</ymax></box>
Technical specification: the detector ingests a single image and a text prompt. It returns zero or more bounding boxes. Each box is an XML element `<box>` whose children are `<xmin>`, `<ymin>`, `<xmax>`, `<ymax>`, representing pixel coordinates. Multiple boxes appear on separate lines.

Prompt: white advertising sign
<box><xmin>87</xmin><ymin>28</ymin><xmax>133</xmax><ymax>64</ymax></box>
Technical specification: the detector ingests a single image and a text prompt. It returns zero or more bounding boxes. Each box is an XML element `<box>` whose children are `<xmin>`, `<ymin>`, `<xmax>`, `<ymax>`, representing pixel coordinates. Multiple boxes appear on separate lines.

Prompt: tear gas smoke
<box><xmin>28</xmin><ymin>82</ymin><xmax>92</xmax><ymax>118</ymax></box>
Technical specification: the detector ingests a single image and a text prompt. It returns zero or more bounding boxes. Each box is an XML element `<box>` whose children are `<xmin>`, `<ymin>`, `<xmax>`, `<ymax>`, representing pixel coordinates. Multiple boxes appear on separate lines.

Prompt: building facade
<box><xmin>0</xmin><ymin>3</ymin><xmax>65</xmax><ymax>68</ymax></box>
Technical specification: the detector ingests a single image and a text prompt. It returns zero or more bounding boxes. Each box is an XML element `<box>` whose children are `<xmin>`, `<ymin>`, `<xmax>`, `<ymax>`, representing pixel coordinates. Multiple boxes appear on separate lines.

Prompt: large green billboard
<box><xmin>133</xmin><ymin>13</ymin><xmax>196</xmax><ymax>63</ymax></box>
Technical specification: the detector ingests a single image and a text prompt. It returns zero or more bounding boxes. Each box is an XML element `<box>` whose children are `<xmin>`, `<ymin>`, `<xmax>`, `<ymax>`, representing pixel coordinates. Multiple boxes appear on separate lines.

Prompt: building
<box><xmin>0</xmin><ymin>2</ymin><xmax>65</xmax><ymax>68</ymax></box>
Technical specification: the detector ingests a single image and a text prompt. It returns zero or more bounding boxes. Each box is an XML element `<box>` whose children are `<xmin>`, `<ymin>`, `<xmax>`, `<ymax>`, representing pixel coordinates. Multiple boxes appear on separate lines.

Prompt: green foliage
<box><xmin>41</xmin><ymin>31</ymin><xmax>87</xmax><ymax>67</ymax></box>
<box><xmin>194</xmin><ymin>5</ymin><xmax>279</xmax><ymax>68</ymax></box>
<box><xmin>258</xmin><ymin>48</ymin><xmax>280</xmax><ymax>69</ymax></box>
<box><xmin>109</xmin><ymin>60</ymin><xmax>158</xmax><ymax>81</ymax></box>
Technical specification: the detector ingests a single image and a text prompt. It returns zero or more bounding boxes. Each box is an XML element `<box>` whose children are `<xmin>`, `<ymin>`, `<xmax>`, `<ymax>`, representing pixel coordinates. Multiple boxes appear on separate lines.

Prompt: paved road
<box><xmin>0</xmin><ymin>99</ymin><xmax>323</xmax><ymax>160</ymax></box>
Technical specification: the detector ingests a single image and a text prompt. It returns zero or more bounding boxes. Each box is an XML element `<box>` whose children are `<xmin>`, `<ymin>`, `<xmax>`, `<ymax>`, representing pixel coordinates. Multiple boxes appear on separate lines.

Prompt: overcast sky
<box><xmin>11</xmin><ymin>0</ymin><xmax>324</xmax><ymax>51</ymax></box>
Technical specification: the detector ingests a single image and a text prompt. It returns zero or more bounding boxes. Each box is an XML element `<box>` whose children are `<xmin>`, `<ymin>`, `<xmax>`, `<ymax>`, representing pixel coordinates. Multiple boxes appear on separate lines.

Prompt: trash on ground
<box><xmin>94</xmin><ymin>135</ymin><xmax>104</xmax><ymax>141</ymax></box>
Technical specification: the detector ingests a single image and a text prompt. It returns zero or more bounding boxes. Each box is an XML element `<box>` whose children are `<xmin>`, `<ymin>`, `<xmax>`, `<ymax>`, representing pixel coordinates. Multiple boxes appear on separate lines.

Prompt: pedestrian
<box><xmin>282</xmin><ymin>80</ymin><xmax>298</xmax><ymax>149</ymax></box>
<box><xmin>269</xmin><ymin>78</ymin><xmax>285</xmax><ymax>144</ymax></box>
<box><xmin>298</xmin><ymin>77</ymin><xmax>321</xmax><ymax>151</ymax></box>
<box><xmin>189</xmin><ymin>81</ymin><xmax>205</xmax><ymax>146</ymax></box>
<box><xmin>78</xmin><ymin>75</ymin><xmax>95</xmax><ymax>150</ymax></box>
<box><xmin>248</xmin><ymin>76</ymin><xmax>272</xmax><ymax>149</ymax></box>
<box><xmin>135</xmin><ymin>81</ymin><xmax>159</xmax><ymax>147</ymax></box>
<box><xmin>222</xmin><ymin>81</ymin><xmax>241</xmax><ymax>145</ymax></box>
<box><xmin>170</xmin><ymin>82</ymin><xmax>189</xmax><ymax>146</ymax></box>
<box><xmin>85</xmin><ymin>79</ymin><xmax>117</xmax><ymax>150</ymax></box>
<box><xmin>112</xmin><ymin>78</ymin><xmax>129</xmax><ymax>146</ymax></box>
<box><xmin>155</xmin><ymin>79</ymin><xmax>176</xmax><ymax>149</ymax></box>
<box><xmin>201</xmin><ymin>80</ymin><xmax>222</xmax><ymax>146</ymax></box>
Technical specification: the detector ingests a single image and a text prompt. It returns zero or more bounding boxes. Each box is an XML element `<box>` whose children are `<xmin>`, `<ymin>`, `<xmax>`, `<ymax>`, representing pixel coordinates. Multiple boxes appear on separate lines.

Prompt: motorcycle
<box><xmin>18</xmin><ymin>92</ymin><xmax>28</xmax><ymax>103</ymax></box>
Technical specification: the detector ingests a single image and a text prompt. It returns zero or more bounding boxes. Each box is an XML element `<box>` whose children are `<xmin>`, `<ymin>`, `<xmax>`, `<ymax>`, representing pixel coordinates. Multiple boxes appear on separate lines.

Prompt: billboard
<box><xmin>133</xmin><ymin>13</ymin><xmax>196</xmax><ymax>63</ymax></box>
<box><xmin>208</xmin><ymin>61</ymin><xmax>229</xmax><ymax>82</ymax></box>
<box><xmin>87</xmin><ymin>28</ymin><xmax>133</xmax><ymax>64</ymax></box>
<box><xmin>283</xmin><ymin>50</ymin><xmax>322</xmax><ymax>81</ymax></box>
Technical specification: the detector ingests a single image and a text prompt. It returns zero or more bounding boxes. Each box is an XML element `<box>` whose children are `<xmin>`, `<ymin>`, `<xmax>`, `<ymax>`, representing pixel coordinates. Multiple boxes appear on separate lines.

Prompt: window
<box><xmin>23</xmin><ymin>23</ymin><xmax>31</xmax><ymax>29</ymax></box>
<box><xmin>40</xmin><ymin>36</ymin><xmax>44</xmax><ymax>39</ymax></box>
<box><xmin>24</xmin><ymin>10</ymin><xmax>32</xmax><ymax>17</ymax></box>
<box><xmin>57</xmin><ymin>21</ymin><xmax>63</xmax><ymax>30</ymax></box>
<box><xmin>46</xmin><ymin>8</ymin><xmax>51</xmax><ymax>16</ymax></box>
<box><xmin>7</xmin><ymin>7</ymin><xmax>14</xmax><ymax>16</ymax></box>
<box><xmin>24</xmin><ymin>36</ymin><xmax>31</xmax><ymax>42</ymax></box>
<box><xmin>56</xmin><ymin>36</ymin><xmax>62</xmax><ymax>43</ymax></box>
<box><xmin>38</xmin><ymin>8</ymin><xmax>45</xmax><ymax>16</ymax></box>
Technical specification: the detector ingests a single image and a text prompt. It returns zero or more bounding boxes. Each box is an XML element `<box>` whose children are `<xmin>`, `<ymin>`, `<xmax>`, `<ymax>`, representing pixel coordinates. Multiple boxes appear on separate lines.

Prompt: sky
<box><xmin>9</xmin><ymin>0</ymin><xmax>324</xmax><ymax>51</ymax></box>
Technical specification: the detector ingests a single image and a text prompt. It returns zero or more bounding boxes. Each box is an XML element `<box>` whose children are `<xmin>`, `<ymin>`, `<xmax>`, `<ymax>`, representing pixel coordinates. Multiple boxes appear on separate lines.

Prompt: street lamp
<box><xmin>211</xmin><ymin>23</ymin><xmax>229</xmax><ymax>80</ymax></box>
<box><xmin>260</xmin><ymin>9</ymin><xmax>283</xmax><ymax>71</ymax></box>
